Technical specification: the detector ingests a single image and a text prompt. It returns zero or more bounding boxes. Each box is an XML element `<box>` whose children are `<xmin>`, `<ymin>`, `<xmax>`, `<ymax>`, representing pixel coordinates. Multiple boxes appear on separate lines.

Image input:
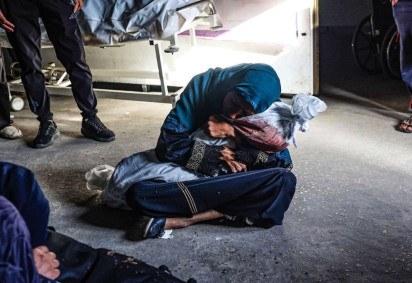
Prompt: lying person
<box><xmin>87</xmin><ymin>64</ymin><xmax>325</xmax><ymax>239</ymax></box>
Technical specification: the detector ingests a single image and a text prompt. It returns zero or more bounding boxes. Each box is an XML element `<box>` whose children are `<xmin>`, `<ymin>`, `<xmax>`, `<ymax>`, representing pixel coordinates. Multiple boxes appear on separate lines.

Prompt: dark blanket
<box><xmin>46</xmin><ymin>230</ymin><xmax>194</xmax><ymax>283</ymax></box>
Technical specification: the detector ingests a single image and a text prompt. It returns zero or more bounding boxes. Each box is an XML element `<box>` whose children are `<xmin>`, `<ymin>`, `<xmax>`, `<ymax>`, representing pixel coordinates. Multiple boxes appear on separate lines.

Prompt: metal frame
<box><xmin>8</xmin><ymin>39</ymin><xmax>184</xmax><ymax>106</ymax></box>
<box><xmin>6</xmin><ymin>0</ymin><xmax>220</xmax><ymax>106</ymax></box>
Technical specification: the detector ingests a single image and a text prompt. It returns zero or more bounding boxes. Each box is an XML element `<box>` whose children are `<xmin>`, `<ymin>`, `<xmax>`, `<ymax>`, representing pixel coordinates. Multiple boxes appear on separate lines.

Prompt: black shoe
<box><xmin>32</xmin><ymin>120</ymin><xmax>60</xmax><ymax>148</ymax></box>
<box><xmin>81</xmin><ymin>115</ymin><xmax>115</xmax><ymax>142</ymax></box>
<box><xmin>143</xmin><ymin>217</ymin><xmax>166</xmax><ymax>239</ymax></box>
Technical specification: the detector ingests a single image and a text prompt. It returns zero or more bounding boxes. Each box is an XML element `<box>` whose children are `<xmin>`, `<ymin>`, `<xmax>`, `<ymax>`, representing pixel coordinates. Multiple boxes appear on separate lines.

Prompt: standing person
<box><xmin>0</xmin><ymin>47</ymin><xmax>22</xmax><ymax>139</ymax></box>
<box><xmin>392</xmin><ymin>0</ymin><xmax>412</xmax><ymax>132</ymax></box>
<box><xmin>0</xmin><ymin>0</ymin><xmax>115</xmax><ymax>148</ymax></box>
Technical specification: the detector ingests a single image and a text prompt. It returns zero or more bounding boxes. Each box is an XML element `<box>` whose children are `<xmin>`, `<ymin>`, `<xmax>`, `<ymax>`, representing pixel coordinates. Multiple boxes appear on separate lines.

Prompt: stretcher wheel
<box><xmin>11</xmin><ymin>95</ymin><xmax>24</xmax><ymax>111</ymax></box>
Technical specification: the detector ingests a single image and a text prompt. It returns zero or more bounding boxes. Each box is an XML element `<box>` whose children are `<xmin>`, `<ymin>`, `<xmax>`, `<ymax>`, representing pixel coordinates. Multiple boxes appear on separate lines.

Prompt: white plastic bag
<box><xmin>85</xmin><ymin>164</ymin><xmax>115</xmax><ymax>191</ymax></box>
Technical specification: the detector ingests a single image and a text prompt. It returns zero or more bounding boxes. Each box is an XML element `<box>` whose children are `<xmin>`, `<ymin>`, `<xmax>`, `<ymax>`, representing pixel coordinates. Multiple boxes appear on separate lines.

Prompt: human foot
<box><xmin>397</xmin><ymin>116</ymin><xmax>412</xmax><ymax>133</ymax></box>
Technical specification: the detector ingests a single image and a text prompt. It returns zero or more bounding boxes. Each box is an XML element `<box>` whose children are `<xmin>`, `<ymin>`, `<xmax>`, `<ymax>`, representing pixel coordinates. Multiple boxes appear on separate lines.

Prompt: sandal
<box><xmin>397</xmin><ymin>116</ymin><xmax>412</xmax><ymax>133</ymax></box>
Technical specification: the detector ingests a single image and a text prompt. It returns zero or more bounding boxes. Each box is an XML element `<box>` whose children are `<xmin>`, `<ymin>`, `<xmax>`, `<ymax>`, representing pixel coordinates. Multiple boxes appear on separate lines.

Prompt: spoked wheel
<box><xmin>380</xmin><ymin>24</ymin><xmax>401</xmax><ymax>80</ymax></box>
<box><xmin>351</xmin><ymin>15</ymin><xmax>382</xmax><ymax>74</ymax></box>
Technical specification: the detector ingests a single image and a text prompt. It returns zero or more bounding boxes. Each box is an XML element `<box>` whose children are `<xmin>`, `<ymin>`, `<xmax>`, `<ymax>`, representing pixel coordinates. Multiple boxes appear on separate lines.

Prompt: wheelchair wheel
<box><xmin>380</xmin><ymin>24</ymin><xmax>401</xmax><ymax>80</ymax></box>
<box><xmin>351</xmin><ymin>15</ymin><xmax>382</xmax><ymax>74</ymax></box>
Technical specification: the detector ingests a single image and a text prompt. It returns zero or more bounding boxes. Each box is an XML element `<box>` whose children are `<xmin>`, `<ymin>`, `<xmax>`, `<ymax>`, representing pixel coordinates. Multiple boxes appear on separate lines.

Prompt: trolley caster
<box><xmin>11</xmin><ymin>95</ymin><xmax>24</xmax><ymax>111</ymax></box>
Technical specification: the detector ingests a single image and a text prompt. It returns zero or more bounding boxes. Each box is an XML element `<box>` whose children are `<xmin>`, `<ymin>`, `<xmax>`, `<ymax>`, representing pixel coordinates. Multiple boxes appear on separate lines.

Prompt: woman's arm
<box><xmin>155</xmin><ymin>114</ymin><xmax>194</xmax><ymax>164</ymax></box>
<box><xmin>155</xmin><ymin>114</ymin><xmax>236</xmax><ymax>164</ymax></box>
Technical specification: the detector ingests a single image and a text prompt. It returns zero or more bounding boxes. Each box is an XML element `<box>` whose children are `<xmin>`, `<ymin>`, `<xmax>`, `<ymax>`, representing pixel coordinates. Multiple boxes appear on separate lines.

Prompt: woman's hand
<box><xmin>219</xmin><ymin>146</ymin><xmax>246</xmax><ymax>173</ymax></box>
<box><xmin>33</xmin><ymin>246</ymin><xmax>60</xmax><ymax>280</ymax></box>
<box><xmin>391</xmin><ymin>0</ymin><xmax>398</xmax><ymax>5</ymax></box>
<box><xmin>205</xmin><ymin>116</ymin><xmax>235</xmax><ymax>139</ymax></box>
<box><xmin>0</xmin><ymin>10</ymin><xmax>14</xmax><ymax>32</ymax></box>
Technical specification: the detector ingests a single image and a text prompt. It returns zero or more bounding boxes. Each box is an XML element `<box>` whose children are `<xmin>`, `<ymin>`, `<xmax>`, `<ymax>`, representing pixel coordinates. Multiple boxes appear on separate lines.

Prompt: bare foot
<box><xmin>165</xmin><ymin>210</ymin><xmax>223</xmax><ymax>229</ymax></box>
<box><xmin>33</xmin><ymin>246</ymin><xmax>60</xmax><ymax>280</ymax></box>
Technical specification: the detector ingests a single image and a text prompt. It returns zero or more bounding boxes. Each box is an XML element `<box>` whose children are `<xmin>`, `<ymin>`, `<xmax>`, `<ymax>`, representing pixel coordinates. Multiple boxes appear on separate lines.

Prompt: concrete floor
<box><xmin>1</xmin><ymin>29</ymin><xmax>412</xmax><ymax>282</ymax></box>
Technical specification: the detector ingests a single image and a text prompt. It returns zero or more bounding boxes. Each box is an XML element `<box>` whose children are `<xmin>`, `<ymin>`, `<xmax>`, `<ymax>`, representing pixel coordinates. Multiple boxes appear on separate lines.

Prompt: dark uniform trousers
<box><xmin>0</xmin><ymin>0</ymin><xmax>97</xmax><ymax>122</ymax></box>
<box><xmin>0</xmin><ymin>48</ymin><xmax>11</xmax><ymax>129</ymax></box>
<box><xmin>0</xmin><ymin>81</ymin><xmax>11</xmax><ymax>129</ymax></box>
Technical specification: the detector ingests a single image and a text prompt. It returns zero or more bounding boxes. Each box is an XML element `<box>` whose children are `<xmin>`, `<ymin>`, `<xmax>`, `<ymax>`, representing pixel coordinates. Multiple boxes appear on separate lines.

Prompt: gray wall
<box><xmin>319</xmin><ymin>0</ymin><xmax>372</xmax><ymax>27</ymax></box>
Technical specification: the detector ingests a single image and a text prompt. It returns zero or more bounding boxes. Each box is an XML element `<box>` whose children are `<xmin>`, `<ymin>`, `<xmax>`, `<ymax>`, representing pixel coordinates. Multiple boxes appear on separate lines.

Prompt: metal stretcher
<box><xmin>0</xmin><ymin>0</ymin><xmax>222</xmax><ymax>106</ymax></box>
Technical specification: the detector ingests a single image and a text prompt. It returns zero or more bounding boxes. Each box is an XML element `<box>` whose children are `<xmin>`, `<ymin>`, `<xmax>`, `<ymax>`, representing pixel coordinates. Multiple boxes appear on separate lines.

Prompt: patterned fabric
<box><xmin>184</xmin><ymin>140</ymin><xmax>287</xmax><ymax>177</ymax></box>
<box><xmin>185</xmin><ymin>141</ymin><xmax>207</xmax><ymax>172</ymax></box>
<box><xmin>185</xmin><ymin>141</ymin><xmax>229</xmax><ymax>177</ymax></box>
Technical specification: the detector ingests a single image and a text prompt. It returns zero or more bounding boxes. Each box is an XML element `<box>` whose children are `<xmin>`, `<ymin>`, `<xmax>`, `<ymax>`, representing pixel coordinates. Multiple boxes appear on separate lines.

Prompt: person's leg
<box><xmin>0</xmin><ymin>0</ymin><xmax>53</xmax><ymax>122</ymax></box>
<box><xmin>0</xmin><ymin>47</ymin><xmax>11</xmax><ymax>130</ymax></box>
<box><xmin>0</xmin><ymin>48</ymin><xmax>22</xmax><ymax>139</ymax></box>
<box><xmin>37</xmin><ymin>0</ymin><xmax>115</xmax><ymax>142</ymax></box>
<box><xmin>165</xmin><ymin>210</ymin><xmax>223</xmax><ymax>229</ymax></box>
<box><xmin>0</xmin><ymin>161</ymin><xmax>50</xmax><ymax>248</ymax></box>
<box><xmin>0</xmin><ymin>0</ymin><xmax>59</xmax><ymax>147</ymax></box>
<box><xmin>0</xmin><ymin>80</ymin><xmax>11</xmax><ymax>130</ymax></box>
<box><xmin>393</xmin><ymin>1</ymin><xmax>412</xmax><ymax>118</ymax></box>
<box><xmin>126</xmin><ymin>168</ymin><xmax>296</xmax><ymax>236</ymax></box>
<box><xmin>38</xmin><ymin>0</ymin><xmax>96</xmax><ymax>118</ymax></box>
<box><xmin>141</xmin><ymin>209</ymin><xmax>224</xmax><ymax>239</ymax></box>
<box><xmin>0</xmin><ymin>83</ymin><xmax>22</xmax><ymax>139</ymax></box>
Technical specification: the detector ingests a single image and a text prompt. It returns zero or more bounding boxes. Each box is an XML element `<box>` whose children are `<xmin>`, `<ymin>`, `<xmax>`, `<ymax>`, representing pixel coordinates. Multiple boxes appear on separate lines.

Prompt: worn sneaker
<box><xmin>32</xmin><ymin>120</ymin><xmax>60</xmax><ymax>148</ymax></box>
<box><xmin>143</xmin><ymin>217</ymin><xmax>166</xmax><ymax>239</ymax></box>
<box><xmin>81</xmin><ymin>115</ymin><xmax>115</xmax><ymax>142</ymax></box>
<box><xmin>0</xmin><ymin>125</ymin><xmax>23</xmax><ymax>139</ymax></box>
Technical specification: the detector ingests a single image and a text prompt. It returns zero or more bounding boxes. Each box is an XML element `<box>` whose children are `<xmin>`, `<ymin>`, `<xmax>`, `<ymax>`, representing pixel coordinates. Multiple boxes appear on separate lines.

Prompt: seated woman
<box><xmin>87</xmin><ymin>64</ymin><xmax>325</xmax><ymax>239</ymax></box>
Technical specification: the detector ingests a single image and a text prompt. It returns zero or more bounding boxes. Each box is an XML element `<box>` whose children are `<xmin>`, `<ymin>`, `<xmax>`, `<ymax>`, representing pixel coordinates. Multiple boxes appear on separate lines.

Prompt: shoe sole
<box><xmin>33</xmin><ymin>129</ymin><xmax>60</xmax><ymax>148</ymax></box>
<box><xmin>143</xmin><ymin>218</ymin><xmax>154</xmax><ymax>239</ymax></box>
<box><xmin>81</xmin><ymin>128</ymin><xmax>116</xmax><ymax>142</ymax></box>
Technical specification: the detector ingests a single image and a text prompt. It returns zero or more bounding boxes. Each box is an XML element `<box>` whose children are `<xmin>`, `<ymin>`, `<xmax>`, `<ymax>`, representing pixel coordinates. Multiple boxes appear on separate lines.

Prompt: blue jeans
<box><xmin>393</xmin><ymin>0</ymin><xmax>412</xmax><ymax>96</ymax></box>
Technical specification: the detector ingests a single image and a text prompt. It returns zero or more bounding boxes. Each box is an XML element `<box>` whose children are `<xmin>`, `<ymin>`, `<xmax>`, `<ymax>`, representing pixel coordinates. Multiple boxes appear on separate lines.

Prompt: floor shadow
<box><xmin>78</xmin><ymin>205</ymin><xmax>140</xmax><ymax>230</ymax></box>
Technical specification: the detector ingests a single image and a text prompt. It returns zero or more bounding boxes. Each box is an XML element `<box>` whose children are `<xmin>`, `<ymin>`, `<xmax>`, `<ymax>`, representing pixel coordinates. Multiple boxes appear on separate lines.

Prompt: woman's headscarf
<box><xmin>171</xmin><ymin>63</ymin><xmax>282</xmax><ymax>132</ymax></box>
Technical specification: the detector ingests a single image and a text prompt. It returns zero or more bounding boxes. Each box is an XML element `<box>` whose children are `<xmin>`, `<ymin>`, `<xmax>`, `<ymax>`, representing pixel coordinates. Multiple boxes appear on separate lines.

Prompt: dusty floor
<box><xmin>1</xmin><ymin>29</ymin><xmax>411</xmax><ymax>282</ymax></box>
